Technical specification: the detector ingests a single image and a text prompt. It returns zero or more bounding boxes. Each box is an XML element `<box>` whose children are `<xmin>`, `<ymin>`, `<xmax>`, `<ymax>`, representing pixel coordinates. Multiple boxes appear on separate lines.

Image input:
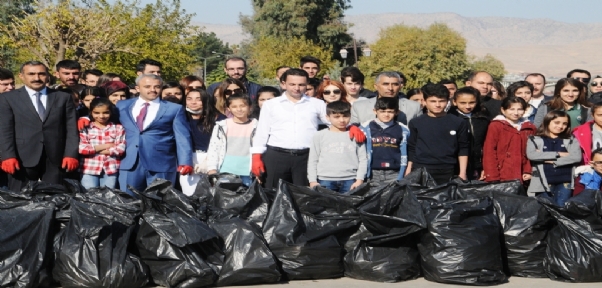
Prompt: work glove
<box><xmin>348</xmin><ymin>125</ymin><xmax>366</xmax><ymax>143</ymax></box>
<box><xmin>1</xmin><ymin>158</ymin><xmax>20</xmax><ymax>174</ymax></box>
<box><xmin>77</xmin><ymin>118</ymin><xmax>90</xmax><ymax>131</ymax></box>
<box><xmin>62</xmin><ymin>157</ymin><xmax>79</xmax><ymax>172</ymax></box>
<box><xmin>251</xmin><ymin>154</ymin><xmax>265</xmax><ymax>177</ymax></box>
<box><xmin>178</xmin><ymin>165</ymin><xmax>193</xmax><ymax>175</ymax></box>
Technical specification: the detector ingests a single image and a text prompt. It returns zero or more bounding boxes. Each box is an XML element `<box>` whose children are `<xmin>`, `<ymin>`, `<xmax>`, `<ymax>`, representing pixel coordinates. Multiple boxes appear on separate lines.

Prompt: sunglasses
<box><xmin>224</xmin><ymin>88</ymin><xmax>243</xmax><ymax>96</ymax></box>
<box><xmin>323</xmin><ymin>89</ymin><xmax>341</xmax><ymax>96</ymax></box>
<box><xmin>591</xmin><ymin>82</ymin><xmax>602</xmax><ymax>87</ymax></box>
<box><xmin>573</xmin><ymin>77</ymin><xmax>591</xmax><ymax>83</ymax></box>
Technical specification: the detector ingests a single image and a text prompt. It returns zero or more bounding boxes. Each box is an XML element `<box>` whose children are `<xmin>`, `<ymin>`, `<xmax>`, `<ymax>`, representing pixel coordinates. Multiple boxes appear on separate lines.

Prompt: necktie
<box><xmin>34</xmin><ymin>92</ymin><xmax>45</xmax><ymax>120</ymax></box>
<box><xmin>136</xmin><ymin>102</ymin><xmax>149</xmax><ymax>131</ymax></box>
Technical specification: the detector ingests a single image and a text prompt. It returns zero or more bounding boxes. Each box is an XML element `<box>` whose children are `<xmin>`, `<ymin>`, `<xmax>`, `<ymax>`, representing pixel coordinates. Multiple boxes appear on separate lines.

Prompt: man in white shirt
<box><xmin>525</xmin><ymin>73</ymin><xmax>552</xmax><ymax>107</ymax></box>
<box><xmin>251</xmin><ymin>69</ymin><xmax>365</xmax><ymax>189</ymax></box>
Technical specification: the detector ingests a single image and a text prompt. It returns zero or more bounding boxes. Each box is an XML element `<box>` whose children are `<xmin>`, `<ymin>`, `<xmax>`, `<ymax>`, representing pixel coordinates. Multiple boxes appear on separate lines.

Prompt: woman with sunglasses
<box><xmin>316</xmin><ymin>80</ymin><xmax>348</xmax><ymax>104</ymax></box>
<box><xmin>215</xmin><ymin>78</ymin><xmax>247</xmax><ymax>117</ymax></box>
<box><xmin>588</xmin><ymin>75</ymin><xmax>602</xmax><ymax>101</ymax></box>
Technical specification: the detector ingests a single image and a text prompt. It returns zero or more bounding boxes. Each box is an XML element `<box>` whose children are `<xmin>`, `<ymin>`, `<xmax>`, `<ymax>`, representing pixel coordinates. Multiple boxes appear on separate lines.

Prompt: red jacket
<box><xmin>483</xmin><ymin>117</ymin><xmax>537</xmax><ymax>182</ymax></box>
<box><xmin>573</xmin><ymin>121</ymin><xmax>594</xmax><ymax>164</ymax></box>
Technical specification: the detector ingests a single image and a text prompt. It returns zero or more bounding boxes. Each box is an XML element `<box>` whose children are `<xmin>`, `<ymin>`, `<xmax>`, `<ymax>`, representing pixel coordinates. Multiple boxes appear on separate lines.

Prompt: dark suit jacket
<box><xmin>0</xmin><ymin>86</ymin><xmax>79</xmax><ymax>167</ymax></box>
<box><xmin>116</xmin><ymin>98</ymin><xmax>192</xmax><ymax>172</ymax></box>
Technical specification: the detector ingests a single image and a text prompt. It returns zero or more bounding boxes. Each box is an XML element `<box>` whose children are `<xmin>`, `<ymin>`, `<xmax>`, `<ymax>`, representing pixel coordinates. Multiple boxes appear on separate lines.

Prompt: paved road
<box><xmin>228</xmin><ymin>277</ymin><xmax>601</xmax><ymax>288</ymax></box>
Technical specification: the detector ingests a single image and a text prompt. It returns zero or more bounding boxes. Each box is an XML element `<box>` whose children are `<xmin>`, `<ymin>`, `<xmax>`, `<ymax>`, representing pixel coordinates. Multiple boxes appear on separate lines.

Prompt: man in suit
<box><xmin>116</xmin><ymin>74</ymin><xmax>193</xmax><ymax>195</ymax></box>
<box><xmin>351</xmin><ymin>71</ymin><xmax>422</xmax><ymax>125</ymax></box>
<box><xmin>0</xmin><ymin>61</ymin><xmax>79</xmax><ymax>192</ymax></box>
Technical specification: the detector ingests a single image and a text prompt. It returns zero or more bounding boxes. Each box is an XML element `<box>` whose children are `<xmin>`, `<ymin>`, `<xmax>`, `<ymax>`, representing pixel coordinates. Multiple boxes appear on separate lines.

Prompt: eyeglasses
<box><xmin>591</xmin><ymin>82</ymin><xmax>602</xmax><ymax>87</ymax></box>
<box><xmin>591</xmin><ymin>161</ymin><xmax>602</xmax><ymax>166</ymax></box>
<box><xmin>323</xmin><ymin>89</ymin><xmax>341</xmax><ymax>95</ymax></box>
<box><xmin>224</xmin><ymin>88</ymin><xmax>243</xmax><ymax>96</ymax></box>
<box><xmin>573</xmin><ymin>77</ymin><xmax>591</xmax><ymax>83</ymax></box>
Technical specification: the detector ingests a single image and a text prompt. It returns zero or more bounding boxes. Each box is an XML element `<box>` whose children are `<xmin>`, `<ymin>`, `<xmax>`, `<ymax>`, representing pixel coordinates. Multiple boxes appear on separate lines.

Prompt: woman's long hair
<box><xmin>547</xmin><ymin>78</ymin><xmax>590</xmax><ymax>110</ymax></box>
<box><xmin>182</xmin><ymin>89</ymin><xmax>219</xmax><ymax>133</ymax></box>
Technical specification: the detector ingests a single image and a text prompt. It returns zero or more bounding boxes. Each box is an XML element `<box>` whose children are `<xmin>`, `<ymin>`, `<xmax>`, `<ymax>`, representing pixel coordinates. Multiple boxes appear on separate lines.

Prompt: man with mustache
<box><xmin>0</xmin><ymin>61</ymin><xmax>79</xmax><ymax>192</ymax></box>
<box><xmin>53</xmin><ymin>60</ymin><xmax>81</xmax><ymax>88</ymax></box>
<box><xmin>116</xmin><ymin>74</ymin><xmax>193</xmax><ymax>195</ymax></box>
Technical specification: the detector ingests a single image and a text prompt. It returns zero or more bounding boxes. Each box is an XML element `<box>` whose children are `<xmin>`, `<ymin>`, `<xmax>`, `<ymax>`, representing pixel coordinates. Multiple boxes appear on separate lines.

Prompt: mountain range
<box><xmin>195</xmin><ymin>13</ymin><xmax>602</xmax><ymax>77</ymax></box>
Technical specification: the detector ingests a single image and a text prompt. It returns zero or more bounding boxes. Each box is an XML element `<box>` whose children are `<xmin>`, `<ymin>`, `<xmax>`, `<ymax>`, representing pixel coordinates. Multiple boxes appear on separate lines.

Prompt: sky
<box><xmin>130</xmin><ymin>0</ymin><xmax>602</xmax><ymax>25</ymax></box>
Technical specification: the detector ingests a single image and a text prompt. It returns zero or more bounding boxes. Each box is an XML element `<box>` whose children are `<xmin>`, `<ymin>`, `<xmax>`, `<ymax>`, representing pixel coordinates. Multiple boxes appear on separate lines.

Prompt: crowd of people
<box><xmin>0</xmin><ymin>56</ymin><xmax>601</xmax><ymax>206</ymax></box>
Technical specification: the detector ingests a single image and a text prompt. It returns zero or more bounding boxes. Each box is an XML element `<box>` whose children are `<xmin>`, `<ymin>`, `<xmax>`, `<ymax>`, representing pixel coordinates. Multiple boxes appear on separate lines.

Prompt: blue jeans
<box><xmin>81</xmin><ymin>172</ymin><xmax>118</xmax><ymax>190</ymax></box>
<box><xmin>240</xmin><ymin>175</ymin><xmax>253</xmax><ymax>187</ymax></box>
<box><xmin>548</xmin><ymin>183</ymin><xmax>572</xmax><ymax>206</ymax></box>
<box><xmin>318</xmin><ymin>179</ymin><xmax>355</xmax><ymax>193</ymax></box>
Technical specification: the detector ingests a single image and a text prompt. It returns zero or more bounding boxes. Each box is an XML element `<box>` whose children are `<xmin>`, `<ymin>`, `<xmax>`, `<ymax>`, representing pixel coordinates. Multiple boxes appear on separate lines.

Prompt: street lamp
<box><xmin>199</xmin><ymin>55</ymin><xmax>220</xmax><ymax>80</ymax></box>
<box><xmin>339</xmin><ymin>39</ymin><xmax>370</xmax><ymax>67</ymax></box>
<box><xmin>211</xmin><ymin>51</ymin><xmax>232</xmax><ymax>57</ymax></box>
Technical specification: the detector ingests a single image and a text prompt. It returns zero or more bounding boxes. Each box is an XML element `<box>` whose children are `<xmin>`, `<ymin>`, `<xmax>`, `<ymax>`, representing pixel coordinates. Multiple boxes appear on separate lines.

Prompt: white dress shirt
<box><xmin>24</xmin><ymin>86</ymin><xmax>47</xmax><ymax>114</ymax></box>
<box><xmin>251</xmin><ymin>93</ymin><xmax>329</xmax><ymax>154</ymax></box>
<box><xmin>132</xmin><ymin>97</ymin><xmax>161</xmax><ymax>130</ymax></box>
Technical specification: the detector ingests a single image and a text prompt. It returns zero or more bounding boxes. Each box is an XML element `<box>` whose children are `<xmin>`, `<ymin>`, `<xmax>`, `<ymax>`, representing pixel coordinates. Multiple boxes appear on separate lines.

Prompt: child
<box><xmin>526</xmin><ymin>110</ymin><xmax>582</xmax><ymax>205</ymax></box>
<box><xmin>308</xmin><ymin>101</ymin><xmax>367</xmax><ymax>192</ymax></box>
<box><xmin>450</xmin><ymin>87</ymin><xmax>490</xmax><ymax>180</ymax></box>
<box><xmin>359</xmin><ymin>97</ymin><xmax>409</xmax><ymax>187</ymax></box>
<box><xmin>206</xmin><ymin>94</ymin><xmax>258</xmax><ymax>187</ymax></box>
<box><xmin>251</xmin><ymin>86</ymin><xmax>280</xmax><ymax>119</ymax></box>
<box><xmin>483</xmin><ymin>97</ymin><xmax>537</xmax><ymax>183</ymax></box>
<box><xmin>78</xmin><ymin>98</ymin><xmax>125</xmax><ymax>189</ymax></box>
<box><xmin>77</xmin><ymin>86</ymin><xmax>105</xmax><ymax>130</ymax></box>
<box><xmin>573</xmin><ymin>148</ymin><xmax>602</xmax><ymax>195</ymax></box>
<box><xmin>179</xmin><ymin>89</ymin><xmax>226</xmax><ymax>195</ymax></box>
<box><xmin>573</xmin><ymin>102</ymin><xmax>602</xmax><ymax>164</ymax></box>
<box><xmin>406</xmin><ymin>83</ymin><xmax>469</xmax><ymax>185</ymax></box>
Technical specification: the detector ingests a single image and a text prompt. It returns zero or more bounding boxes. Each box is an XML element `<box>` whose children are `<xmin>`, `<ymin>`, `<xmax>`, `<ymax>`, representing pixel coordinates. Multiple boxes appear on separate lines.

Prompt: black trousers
<box><xmin>263</xmin><ymin>147</ymin><xmax>309</xmax><ymax>190</ymax></box>
<box><xmin>7</xmin><ymin>151</ymin><xmax>63</xmax><ymax>192</ymax></box>
<box><xmin>413</xmin><ymin>164</ymin><xmax>455</xmax><ymax>186</ymax></box>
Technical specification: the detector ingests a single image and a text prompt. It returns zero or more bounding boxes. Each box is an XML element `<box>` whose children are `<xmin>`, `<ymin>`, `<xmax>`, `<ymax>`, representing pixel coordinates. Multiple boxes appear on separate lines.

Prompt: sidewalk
<box><xmin>234</xmin><ymin>277</ymin><xmax>601</xmax><ymax>288</ymax></box>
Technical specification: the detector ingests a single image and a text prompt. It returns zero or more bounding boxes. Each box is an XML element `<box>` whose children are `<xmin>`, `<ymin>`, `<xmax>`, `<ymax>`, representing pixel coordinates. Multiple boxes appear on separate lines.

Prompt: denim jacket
<box><xmin>359</xmin><ymin>120</ymin><xmax>410</xmax><ymax>180</ymax></box>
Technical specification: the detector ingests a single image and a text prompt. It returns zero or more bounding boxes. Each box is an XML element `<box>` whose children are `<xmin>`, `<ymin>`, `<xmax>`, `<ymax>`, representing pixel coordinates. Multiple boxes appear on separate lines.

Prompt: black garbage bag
<box><xmin>343</xmin><ymin>182</ymin><xmax>426</xmax><ymax>282</ymax></box>
<box><xmin>398</xmin><ymin>167</ymin><xmax>437</xmax><ymax>187</ymax></box>
<box><xmin>0</xmin><ymin>190</ymin><xmax>55</xmax><ymax>288</ymax></box>
<box><xmin>209</xmin><ymin>217</ymin><xmax>281</xmax><ymax>286</ymax></box>
<box><xmin>540</xmin><ymin>190</ymin><xmax>602</xmax><ymax>282</ymax></box>
<box><xmin>201</xmin><ymin>179</ymin><xmax>271</xmax><ymax>229</ymax></box>
<box><xmin>458</xmin><ymin>188</ymin><xmax>552</xmax><ymax>278</ymax></box>
<box><xmin>456</xmin><ymin>179</ymin><xmax>526</xmax><ymax>196</ymax></box>
<box><xmin>418</xmin><ymin>197</ymin><xmax>508</xmax><ymax>285</ymax></box>
<box><xmin>135</xmin><ymin>179</ymin><xmax>223</xmax><ymax>288</ymax></box>
<box><xmin>53</xmin><ymin>187</ymin><xmax>149</xmax><ymax>288</ymax></box>
<box><xmin>344</xmin><ymin>232</ymin><xmax>421</xmax><ymax>283</ymax></box>
<box><xmin>406</xmin><ymin>183</ymin><xmax>458</xmax><ymax>205</ymax></box>
<box><xmin>263</xmin><ymin>181</ymin><xmax>361</xmax><ymax>280</ymax></box>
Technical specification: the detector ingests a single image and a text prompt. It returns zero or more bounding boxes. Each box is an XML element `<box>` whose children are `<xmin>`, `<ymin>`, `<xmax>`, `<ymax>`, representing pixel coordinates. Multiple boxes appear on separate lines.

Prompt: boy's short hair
<box><xmin>340</xmin><ymin>67</ymin><xmax>365</xmax><ymax>85</ymax></box>
<box><xmin>300</xmin><ymin>56</ymin><xmax>321</xmax><ymax>68</ymax></box>
<box><xmin>421</xmin><ymin>83</ymin><xmax>449</xmax><ymax>100</ymax></box>
<box><xmin>0</xmin><ymin>68</ymin><xmax>14</xmax><ymax>80</ymax></box>
<box><xmin>55</xmin><ymin>59</ymin><xmax>81</xmax><ymax>71</ymax></box>
<box><xmin>374</xmin><ymin>97</ymin><xmax>399</xmax><ymax>111</ymax></box>
<box><xmin>326</xmin><ymin>100</ymin><xmax>351</xmax><ymax>116</ymax></box>
<box><xmin>591</xmin><ymin>148</ymin><xmax>602</xmax><ymax>160</ymax></box>
<box><xmin>257</xmin><ymin>86</ymin><xmax>280</xmax><ymax>97</ymax></box>
<box><xmin>308</xmin><ymin>78</ymin><xmax>320</xmax><ymax>89</ymax></box>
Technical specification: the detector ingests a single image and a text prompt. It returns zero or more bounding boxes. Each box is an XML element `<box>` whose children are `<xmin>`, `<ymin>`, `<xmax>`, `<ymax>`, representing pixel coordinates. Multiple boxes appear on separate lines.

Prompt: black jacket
<box><xmin>449</xmin><ymin>107</ymin><xmax>490</xmax><ymax>175</ymax></box>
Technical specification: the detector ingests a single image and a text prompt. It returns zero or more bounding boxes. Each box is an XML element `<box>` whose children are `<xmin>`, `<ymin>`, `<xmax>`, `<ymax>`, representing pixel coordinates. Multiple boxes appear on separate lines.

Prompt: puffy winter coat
<box><xmin>483</xmin><ymin>116</ymin><xmax>537</xmax><ymax>182</ymax></box>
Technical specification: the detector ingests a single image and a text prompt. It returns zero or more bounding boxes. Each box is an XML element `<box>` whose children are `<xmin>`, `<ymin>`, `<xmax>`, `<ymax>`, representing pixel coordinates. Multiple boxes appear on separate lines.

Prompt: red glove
<box><xmin>62</xmin><ymin>157</ymin><xmax>79</xmax><ymax>172</ymax></box>
<box><xmin>178</xmin><ymin>165</ymin><xmax>193</xmax><ymax>175</ymax></box>
<box><xmin>348</xmin><ymin>125</ymin><xmax>366</xmax><ymax>143</ymax></box>
<box><xmin>1</xmin><ymin>158</ymin><xmax>20</xmax><ymax>174</ymax></box>
<box><xmin>77</xmin><ymin>118</ymin><xmax>90</xmax><ymax>131</ymax></box>
<box><xmin>251</xmin><ymin>154</ymin><xmax>265</xmax><ymax>177</ymax></box>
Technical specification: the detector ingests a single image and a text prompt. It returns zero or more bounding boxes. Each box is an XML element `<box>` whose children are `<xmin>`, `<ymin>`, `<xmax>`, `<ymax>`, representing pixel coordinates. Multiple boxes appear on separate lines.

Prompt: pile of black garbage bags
<box><xmin>1</xmin><ymin>169</ymin><xmax>602</xmax><ymax>287</ymax></box>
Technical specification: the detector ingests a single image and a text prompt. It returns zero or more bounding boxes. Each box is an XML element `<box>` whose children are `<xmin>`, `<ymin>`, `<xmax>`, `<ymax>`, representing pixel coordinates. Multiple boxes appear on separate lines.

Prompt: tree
<box><xmin>240</xmin><ymin>0</ymin><xmax>352</xmax><ymax>56</ymax></box>
<box><xmin>190</xmin><ymin>31</ymin><xmax>233</xmax><ymax>78</ymax></box>
<box><xmin>247</xmin><ymin>36</ymin><xmax>336</xmax><ymax>84</ymax></box>
<box><xmin>2</xmin><ymin>0</ymin><xmax>135</xmax><ymax>70</ymax></box>
<box><xmin>0</xmin><ymin>0</ymin><xmax>35</xmax><ymax>70</ymax></box>
<box><xmin>468</xmin><ymin>54</ymin><xmax>506</xmax><ymax>81</ymax></box>
<box><xmin>358</xmin><ymin>23</ymin><xmax>470</xmax><ymax>90</ymax></box>
<box><xmin>96</xmin><ymin>0</ymin><xmax>199</xmax><ymax>83</ymax></box>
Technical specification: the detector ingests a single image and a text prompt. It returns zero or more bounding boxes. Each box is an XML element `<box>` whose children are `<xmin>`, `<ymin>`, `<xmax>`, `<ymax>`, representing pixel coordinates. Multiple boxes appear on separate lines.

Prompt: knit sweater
<box><xmin>307</xmin><ymin>129</ymin><xmax>368</xmax><ymax>182</ymax></box>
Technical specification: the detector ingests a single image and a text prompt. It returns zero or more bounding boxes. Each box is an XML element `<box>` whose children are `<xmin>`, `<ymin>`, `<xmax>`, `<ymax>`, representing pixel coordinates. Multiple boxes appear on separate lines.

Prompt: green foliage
<box><xmin>247</xmin><ymin>36</ymin><xmax>336</xmax><ymax>80</ymax></box>
<box><xmin>204</xmin><ymin>60</ymin><xmax>228</xmax><ymax>86</ymax></box>
<box><xmin>358</xmin><ymin>23</ymin><xmax>470</xmax><ymax>90</ymax></box>
<box><xmin>0</xmin><ymin>0</ymin><xmax>35</xmax><ymax>70</ymax></box>
<box><xmin>468</xmin><ymin>54</ymin><xmax>506</xmax><ymax>81</ymax></box>
<box><xmin>190</xmin><ymin>31</ymin><xmax>233</xmax><ymax>78</ymax></box>
<box><xmin>240</xmin><ymin>0</ymin><xmax>352</xmax><ymax>56</ymax></box>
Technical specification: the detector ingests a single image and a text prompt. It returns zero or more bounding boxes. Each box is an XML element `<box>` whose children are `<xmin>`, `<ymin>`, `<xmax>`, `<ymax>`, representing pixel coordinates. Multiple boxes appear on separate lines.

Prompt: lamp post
<box><xmin>199</xmin><ymin>55</ymin><xmax>220</xmax><ymax>80</ymax></box>
<box><xmin>339</xmin><ymin>39</ymin><xmax>371</xmax><ymax>67</ymax></box>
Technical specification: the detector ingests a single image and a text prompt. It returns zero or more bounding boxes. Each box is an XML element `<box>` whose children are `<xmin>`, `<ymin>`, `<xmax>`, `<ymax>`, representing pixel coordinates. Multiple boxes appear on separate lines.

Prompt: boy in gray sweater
<box><xmin>308</xmin><ymin>101</ymin><xmax>368</xmax><ymax>193</ymax></box>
